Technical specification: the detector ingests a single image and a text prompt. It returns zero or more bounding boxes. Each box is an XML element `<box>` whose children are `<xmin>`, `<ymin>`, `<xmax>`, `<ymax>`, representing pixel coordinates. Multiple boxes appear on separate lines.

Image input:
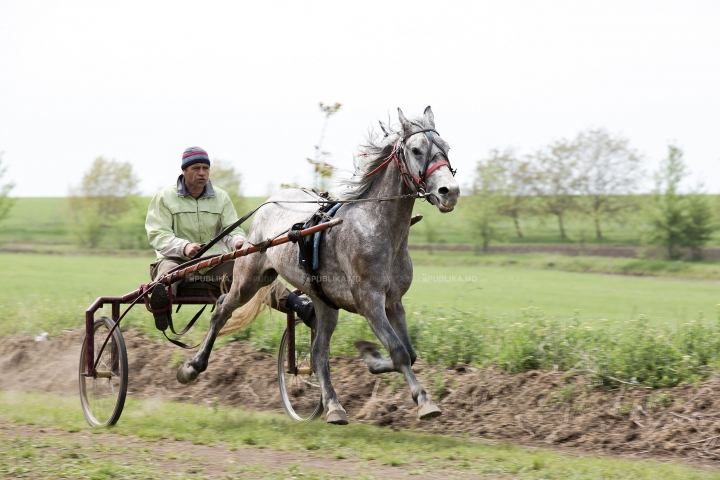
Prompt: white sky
<box><xmin>1</xmin><ymin>0</ymin><xmax>719</xmax><ymax>197</ymax></box>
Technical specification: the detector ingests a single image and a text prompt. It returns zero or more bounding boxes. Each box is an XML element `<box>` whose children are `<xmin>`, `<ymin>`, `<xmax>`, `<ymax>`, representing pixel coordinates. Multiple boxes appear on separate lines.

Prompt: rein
<box><xmin>193</xmin><ymin>192</ymin><xmax>420</xmax><ymax>259</ymax></box>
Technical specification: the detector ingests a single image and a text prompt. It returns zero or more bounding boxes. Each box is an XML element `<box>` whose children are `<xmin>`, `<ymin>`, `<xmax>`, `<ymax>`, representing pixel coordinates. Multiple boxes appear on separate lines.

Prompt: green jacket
<box><xmin>146</xmin><ymin>175</ymin><xmax>246</xmax><ymax>260</ymax></box>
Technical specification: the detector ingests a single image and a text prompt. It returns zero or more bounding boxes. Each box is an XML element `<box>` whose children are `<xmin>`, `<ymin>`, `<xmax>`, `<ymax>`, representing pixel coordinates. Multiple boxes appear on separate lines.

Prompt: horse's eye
<box><xmin>411</xmin><ymin>148</ymin><xmax>421</xmax><ymax>156</ymax></box>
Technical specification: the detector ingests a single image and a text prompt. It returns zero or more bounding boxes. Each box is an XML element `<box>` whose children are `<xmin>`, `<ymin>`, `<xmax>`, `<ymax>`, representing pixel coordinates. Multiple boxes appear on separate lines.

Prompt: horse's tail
<box><xmin>217</xmin><ymin>279</ymin><xmax>283</xmax><ymax>337</ymax></box>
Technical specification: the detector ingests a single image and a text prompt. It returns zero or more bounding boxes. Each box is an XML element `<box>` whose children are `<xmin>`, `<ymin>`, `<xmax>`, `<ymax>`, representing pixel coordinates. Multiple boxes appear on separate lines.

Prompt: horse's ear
<box><xmin>398</xmin><ymin>108</ymin><xmax>412</xmax><ymax>134</ymax></box>
<box><xmin>423</xmin><ymin>106</ymin><xmax>435</xmax><ymax>128</ymax></box>
<box><xmin>378</xmin><ymin>120</ymin><xmax>392</xmax><ymax>137</ymax></box>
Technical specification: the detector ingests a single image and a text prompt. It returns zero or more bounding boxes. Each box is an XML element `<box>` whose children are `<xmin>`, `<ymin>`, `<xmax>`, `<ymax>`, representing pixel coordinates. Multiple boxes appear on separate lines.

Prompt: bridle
<box><xmin>364</xmin><ymin>126</ymin><xmax>457</xmax><ymax>195</ymax></box>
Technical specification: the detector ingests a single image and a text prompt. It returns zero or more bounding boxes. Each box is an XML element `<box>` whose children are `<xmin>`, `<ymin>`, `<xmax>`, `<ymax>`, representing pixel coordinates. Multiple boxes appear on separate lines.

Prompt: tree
<box><xmin>645</xmin><ymin>145</ymin><xmax>716</xmax><ymax>260</ymax></box>
<box><xmin>647</xmin><ymin>145</ymin><xmax>687</xmax><ymax>260</ymax></box>
<box><xmin>307</xmin><ymin>102</ymin><xmax>341</xmax><ymax>191</ymax></box>
<box><xmin>470</xmin><ymin>159</ymin><xmax>502</xmax><ymax>252</ymax></box>
<box><xmin>211</xmin><ymin>159</ymin><xmax>245</xmax><ymax>213</ymax></box>
<box><xmin>474</xmin><ymin>149</ymin><xmax>535</xmax><ymax>238</ymax></box>
<box><xmin>532</xmin><ymin>141</ymin><xmax>582</xmax><ymax>239</ymax></box>
<box><xmin>684</xmin><ymin>191</ymin><xmax>716</xmax><ymax>260</ymax></box>
<box><xmin>68</xmin><ymin>157</ymin><xmax>140</xmax><ymax>248</ymax></box>
<box><xmin>0</xmin><ymin>152</ymin><xmax>16</xmax><ymax>225</ymax></box>
<box><xmin>572</xmin><ymin>129</ymin><xmax>643</xmax><ymax>239</ymax></box>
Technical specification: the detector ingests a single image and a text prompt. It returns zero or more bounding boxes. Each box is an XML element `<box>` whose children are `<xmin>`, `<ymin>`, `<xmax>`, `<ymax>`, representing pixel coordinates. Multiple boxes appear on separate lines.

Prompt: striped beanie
<box><xmin>181</xmin><ymin>147</ymin><xmax>210</xmax><ymax>169</ymax></box>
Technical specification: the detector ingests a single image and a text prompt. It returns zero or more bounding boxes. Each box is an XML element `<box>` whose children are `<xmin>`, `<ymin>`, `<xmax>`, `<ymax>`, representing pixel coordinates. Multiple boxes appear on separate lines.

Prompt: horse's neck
<box><xmin>361</xmin><ymin>159</ymin><xmax>415</xmax><ymax>243</ymax></box>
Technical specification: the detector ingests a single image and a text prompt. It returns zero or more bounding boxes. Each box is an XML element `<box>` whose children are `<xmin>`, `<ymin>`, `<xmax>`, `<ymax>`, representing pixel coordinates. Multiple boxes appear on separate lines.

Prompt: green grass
<box><xmin>1</xmin><ymin>392</ymin><xmax>718</xmax><ymax>480</ymax></box>
<box><xmin>2</xmin><ymin>250</ymin><xmax>719</xmax><ymax>339</ymax></box>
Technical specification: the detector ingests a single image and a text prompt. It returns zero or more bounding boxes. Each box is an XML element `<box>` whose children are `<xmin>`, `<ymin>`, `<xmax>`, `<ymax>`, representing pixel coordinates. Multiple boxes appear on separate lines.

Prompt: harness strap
<box><xmin>424</xmin><ymin>159</ymin><xmax>451</xmax><ymax>180</ymax></box>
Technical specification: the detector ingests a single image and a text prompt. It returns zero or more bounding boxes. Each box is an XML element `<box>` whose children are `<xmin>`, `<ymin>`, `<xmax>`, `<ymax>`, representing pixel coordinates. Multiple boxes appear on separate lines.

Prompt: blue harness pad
<box><xmin>297</xmin><ymin>203</ymin><xmax>343</xmax><ymax>270</ymax></box>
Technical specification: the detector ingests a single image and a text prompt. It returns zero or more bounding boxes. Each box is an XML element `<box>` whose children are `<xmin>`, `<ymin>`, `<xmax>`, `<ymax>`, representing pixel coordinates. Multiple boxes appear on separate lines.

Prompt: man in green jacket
<box><xmin>145</xmin><ymin>146</ymin><xmax>315</xmax><ymax>330</ymax></box>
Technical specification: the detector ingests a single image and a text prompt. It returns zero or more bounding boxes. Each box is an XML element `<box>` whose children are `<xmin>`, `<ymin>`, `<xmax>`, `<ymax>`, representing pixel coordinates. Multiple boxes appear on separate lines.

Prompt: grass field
<box><xmin>4</xmin><ymin>195</ymin><xmax>720</xmax><ymax>248</ymax></box>
<box><xmin>2</xmin><ymin>392</ymin><xmax>718</xmax><ymax>480</ymax></box>
<box><xmin>2</xmin><ymin>251</ymin><xmax>720</xmax><ymax>388</ymax></box>
<box><xmin>2</xmin><ymin>251</ymin><xmax>719</xmax><ymax>339</ymax></box>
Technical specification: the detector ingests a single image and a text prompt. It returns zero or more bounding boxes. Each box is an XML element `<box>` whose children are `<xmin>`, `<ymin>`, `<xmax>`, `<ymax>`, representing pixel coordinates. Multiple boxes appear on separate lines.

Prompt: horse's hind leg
<box><xmin>176</xmin><ymin>256</ymin><xmax>272</xmax><ymax>384</ymax></box>
<box><xmin>310</xmin><ymin>299</ymin><xmax>348</xmax><ymax>425</ymax></box>
<box><xmin>359</xmin><ymin>295</ymin><xmax>441</xmax><ymax>420</ymax></box>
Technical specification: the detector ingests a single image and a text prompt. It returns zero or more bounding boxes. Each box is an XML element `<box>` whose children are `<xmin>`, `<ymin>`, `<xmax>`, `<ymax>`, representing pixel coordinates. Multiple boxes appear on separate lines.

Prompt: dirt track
<box><xmin>2</xmin><ymin>329</ymin><xmax>720</xmax><ymax>466</ymax></box>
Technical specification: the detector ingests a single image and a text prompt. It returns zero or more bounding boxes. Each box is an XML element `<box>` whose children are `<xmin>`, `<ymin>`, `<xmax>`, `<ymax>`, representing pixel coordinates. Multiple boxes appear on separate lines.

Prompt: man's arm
<box><xmin>146</xmin><ymin>192</ymin><xmax>192</xmax><ymax>258</ymax></box>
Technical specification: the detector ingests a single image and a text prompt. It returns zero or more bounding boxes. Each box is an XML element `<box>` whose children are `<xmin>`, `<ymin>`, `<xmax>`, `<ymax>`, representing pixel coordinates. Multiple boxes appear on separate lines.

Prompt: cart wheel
<box><xmin>78</xmin><ymin>316</ymin><xmax>128</xmax><ymax>426</ymax></box>
<box><xmin>278</xmin><ymin>319</ymin><xmax>322</xmax><ymax>421</ymax></box>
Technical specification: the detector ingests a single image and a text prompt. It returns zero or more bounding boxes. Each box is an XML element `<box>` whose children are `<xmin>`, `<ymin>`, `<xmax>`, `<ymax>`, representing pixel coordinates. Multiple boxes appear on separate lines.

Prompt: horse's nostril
<box><xmin>438</xmin><ymin>187</ymin><xmax>449</xmax><ymax>195</ymax></box>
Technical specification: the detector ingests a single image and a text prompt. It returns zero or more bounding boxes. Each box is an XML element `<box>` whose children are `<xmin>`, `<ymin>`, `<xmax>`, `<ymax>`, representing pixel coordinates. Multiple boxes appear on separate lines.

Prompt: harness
<box><xmin>289</xmin><ymin>195</ymin><xmax>343</xmax><ymax>310</ymax></box>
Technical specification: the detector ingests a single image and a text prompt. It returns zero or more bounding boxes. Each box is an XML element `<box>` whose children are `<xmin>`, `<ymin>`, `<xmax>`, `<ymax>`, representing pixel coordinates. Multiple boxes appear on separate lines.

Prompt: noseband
<box><xmin>364</xmin><ymin>128</ymin><xmax>457</xmax><ymax>195</ymax></box>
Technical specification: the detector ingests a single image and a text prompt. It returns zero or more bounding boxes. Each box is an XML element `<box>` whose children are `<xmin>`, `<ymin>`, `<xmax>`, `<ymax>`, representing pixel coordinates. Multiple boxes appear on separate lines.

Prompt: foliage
<box><xmin>0</xmin><ymin>152</ymin><xmax>16</xmax><ymax>226</ymax></box>
<box><xmin>307</xmin><ymin>101</ymin><xmax>341</xmax><ymax>191</ymax></box>
<box><xmin>646</xmin><ymin>145</ymin><xmax>716</xmax><ymax>260</ymax></box>
<box><xmin>68</xmin><ymin>157</ymin><xmax>141</xmax><ymax>248</ymax></box>
<box><xmin>210</xmin><ymin>159</ymin><xmax>245</xmax><ymax>213</ymax></box>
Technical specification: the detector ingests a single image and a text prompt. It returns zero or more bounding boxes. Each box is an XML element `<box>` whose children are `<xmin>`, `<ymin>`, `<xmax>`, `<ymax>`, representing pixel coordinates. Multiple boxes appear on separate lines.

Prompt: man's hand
<box><xmin>235</xmin><ymin>240</ymin><xmax>244</xmax><ymax>250</ymax></box>
<box><xmin>184</xmin><ymin>243</ymin><xmax>202</xmax><ymax>258</ymax></box>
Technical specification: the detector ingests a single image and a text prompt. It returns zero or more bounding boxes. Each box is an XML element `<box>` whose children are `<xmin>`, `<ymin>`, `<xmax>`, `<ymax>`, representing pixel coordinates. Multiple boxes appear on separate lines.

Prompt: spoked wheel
<box><xmin>278</xmin><ymin>319</ymin><xmax>323</xmax><ymax>421</ymax></box>
<box><xmin>78</xmin><ymin>316</ymin><xmax>128</xmax><ymax>426</ymax></box>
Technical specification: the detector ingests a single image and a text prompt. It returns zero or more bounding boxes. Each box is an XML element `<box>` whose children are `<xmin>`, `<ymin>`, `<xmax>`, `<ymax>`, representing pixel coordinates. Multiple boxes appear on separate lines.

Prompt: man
<box><xmin>145</xmin><ymin>146</ymin><xmax>314</xmax><ymax>330</ymax></box>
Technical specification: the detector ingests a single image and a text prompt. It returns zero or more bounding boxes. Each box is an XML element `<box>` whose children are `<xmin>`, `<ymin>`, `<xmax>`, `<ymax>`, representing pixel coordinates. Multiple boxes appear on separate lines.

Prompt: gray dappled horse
<box><xmin>177</xmin><ymin>107</ymin><xmax>460</xmax><ymax>424</ymax></box>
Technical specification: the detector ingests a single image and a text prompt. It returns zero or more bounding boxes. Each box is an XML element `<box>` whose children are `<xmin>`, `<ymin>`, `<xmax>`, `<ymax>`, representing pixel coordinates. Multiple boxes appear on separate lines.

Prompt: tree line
<box><xmin>471</xmin><ymin>129</ymin><xmax>716</xmax><ymax>259</ymax></box>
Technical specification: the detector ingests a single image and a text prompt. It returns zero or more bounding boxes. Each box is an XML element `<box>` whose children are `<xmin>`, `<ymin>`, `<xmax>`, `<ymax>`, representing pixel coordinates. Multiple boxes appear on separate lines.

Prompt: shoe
<box><xmin>294</xmin><ymin>297</ymin><xmax>316</xmax><ymax>330</ymax></box>
<box><xmin>150</xmin><ymin>284</ymin><xmax>170</xmax><ymax>331</ymax></box>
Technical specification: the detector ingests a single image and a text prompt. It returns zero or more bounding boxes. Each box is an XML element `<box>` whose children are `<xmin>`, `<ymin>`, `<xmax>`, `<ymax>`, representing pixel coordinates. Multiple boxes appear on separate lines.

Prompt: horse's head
<box><xmin>397</xmin><ymin>106</ymin><xmax>460</xmax><ymax>213</ymax></box>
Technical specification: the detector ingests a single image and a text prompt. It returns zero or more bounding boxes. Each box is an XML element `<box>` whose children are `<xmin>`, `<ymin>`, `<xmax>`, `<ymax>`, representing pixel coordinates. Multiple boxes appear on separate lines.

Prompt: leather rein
<box><xmin>363</xmin><ymin>127</ymin><xmax>456</xmax><ymax>195</ymax></box>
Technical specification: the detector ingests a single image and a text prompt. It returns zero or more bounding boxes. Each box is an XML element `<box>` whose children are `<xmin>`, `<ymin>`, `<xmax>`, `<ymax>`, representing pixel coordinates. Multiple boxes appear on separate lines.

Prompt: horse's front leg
<box><xmin>358</xmin><ymin>294</ymin><xmax>441</xmax><ymax>420</ymax></box>
<box><xmin>354</xmin><ymin>301</ymin><xmax>416</xmax><ymax>373</ymax></box>
<box><xmin>310</xmin><ymin>299</ymin><xmax>347</xmax><ymax>424</ymax></box>
<box><xmin>176</xmin><ymin>260</ymin><xmax>264</xmax><ymax>384</ymax></box>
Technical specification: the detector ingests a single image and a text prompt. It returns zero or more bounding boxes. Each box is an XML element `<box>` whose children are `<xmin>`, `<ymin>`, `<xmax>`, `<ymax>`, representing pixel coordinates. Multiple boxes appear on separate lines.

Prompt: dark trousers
<box><xmin>150</xmin><ymin>258</ymin><xmax>291</xmax><ymax>313</ymax></box>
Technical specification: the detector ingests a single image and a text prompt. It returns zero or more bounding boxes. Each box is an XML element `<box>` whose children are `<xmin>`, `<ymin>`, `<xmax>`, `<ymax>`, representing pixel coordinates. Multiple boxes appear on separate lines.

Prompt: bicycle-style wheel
<box><xmin>278</xmin><ymin>319</ymin><xmax>322</xmax><ymax>421</ymax></box>
<box><xmin>78</xmin><ymin>316</ymin><xmax>128</xmax><ymax>426</ymax></box>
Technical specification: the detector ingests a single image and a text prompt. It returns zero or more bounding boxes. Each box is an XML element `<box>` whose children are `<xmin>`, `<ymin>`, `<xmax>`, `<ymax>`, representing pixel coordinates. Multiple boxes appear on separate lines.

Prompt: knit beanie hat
<box><xmin>182</xmin><ymin>147</ymin><xmax>211</xmax><ymax>169</ymax></box>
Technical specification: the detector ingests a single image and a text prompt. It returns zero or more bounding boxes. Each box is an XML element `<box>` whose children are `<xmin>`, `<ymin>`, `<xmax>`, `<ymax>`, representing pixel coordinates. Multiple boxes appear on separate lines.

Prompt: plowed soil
<box><xmin>2</xmin><ymin>329</ymin><xmax>720</xmax><ymax>465</ymax></box>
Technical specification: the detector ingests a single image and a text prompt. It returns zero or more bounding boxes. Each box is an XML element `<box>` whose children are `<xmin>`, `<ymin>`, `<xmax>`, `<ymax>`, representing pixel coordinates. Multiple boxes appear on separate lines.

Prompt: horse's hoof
<box><xmin>176</xmin><ymin>362</ymin><xmax>199</xmax><ymax>384</ymax></box>
<box><xmin>326</xmin><ymin>409</ymin><xmax>349</xmax><ymax>425</ymax></box>
<box><xmin>418</xmin><ymin>401</ymin><xmax>442</xmax><ymax>420</ymax></box>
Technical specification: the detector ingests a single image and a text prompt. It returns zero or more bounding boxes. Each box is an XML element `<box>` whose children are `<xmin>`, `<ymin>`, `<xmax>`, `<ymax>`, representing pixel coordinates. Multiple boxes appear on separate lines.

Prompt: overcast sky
<box><xmin>1</xmin><ymin>1</ymin><xmax>719</xmax><ymax>197</ymax></box>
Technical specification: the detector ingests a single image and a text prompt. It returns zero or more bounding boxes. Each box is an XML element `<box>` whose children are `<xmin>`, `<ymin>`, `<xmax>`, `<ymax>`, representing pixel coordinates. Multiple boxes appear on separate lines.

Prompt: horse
<box><xmin>176</xmin><ymin>106</ymin><xmax>461</xmax><ymax>424</ymax></box>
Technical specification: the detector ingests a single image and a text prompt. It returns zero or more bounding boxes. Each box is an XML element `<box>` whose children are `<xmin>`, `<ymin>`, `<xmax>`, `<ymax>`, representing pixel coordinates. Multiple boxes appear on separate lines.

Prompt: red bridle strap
<box><xmin>423</xmin><ymin>159</ymin><xmax>451</xmax><ymax>180</ymax></box>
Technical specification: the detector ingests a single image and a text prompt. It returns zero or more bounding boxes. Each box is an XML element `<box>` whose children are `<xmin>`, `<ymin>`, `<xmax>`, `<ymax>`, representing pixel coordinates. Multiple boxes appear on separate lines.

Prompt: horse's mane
<box><xmin>338</xmin><ymin>116</ymin><xmax>431</xmax><ymax>200</ymax></box>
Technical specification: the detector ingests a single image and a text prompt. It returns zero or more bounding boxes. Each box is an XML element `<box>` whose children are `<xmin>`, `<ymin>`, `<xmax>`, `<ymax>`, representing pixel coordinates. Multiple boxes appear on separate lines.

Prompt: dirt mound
<box><xmin>2</xmin><ymin>329</ymin><xmax>720</xmax><ymax>463</ymax></box>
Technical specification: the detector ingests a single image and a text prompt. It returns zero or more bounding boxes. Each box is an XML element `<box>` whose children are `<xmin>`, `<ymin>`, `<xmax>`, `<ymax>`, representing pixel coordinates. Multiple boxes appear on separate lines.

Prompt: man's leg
<box><xmin>149</xmin><ymin>258</ymin><xmax>183</xmax><ymax>330</ymax></box>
